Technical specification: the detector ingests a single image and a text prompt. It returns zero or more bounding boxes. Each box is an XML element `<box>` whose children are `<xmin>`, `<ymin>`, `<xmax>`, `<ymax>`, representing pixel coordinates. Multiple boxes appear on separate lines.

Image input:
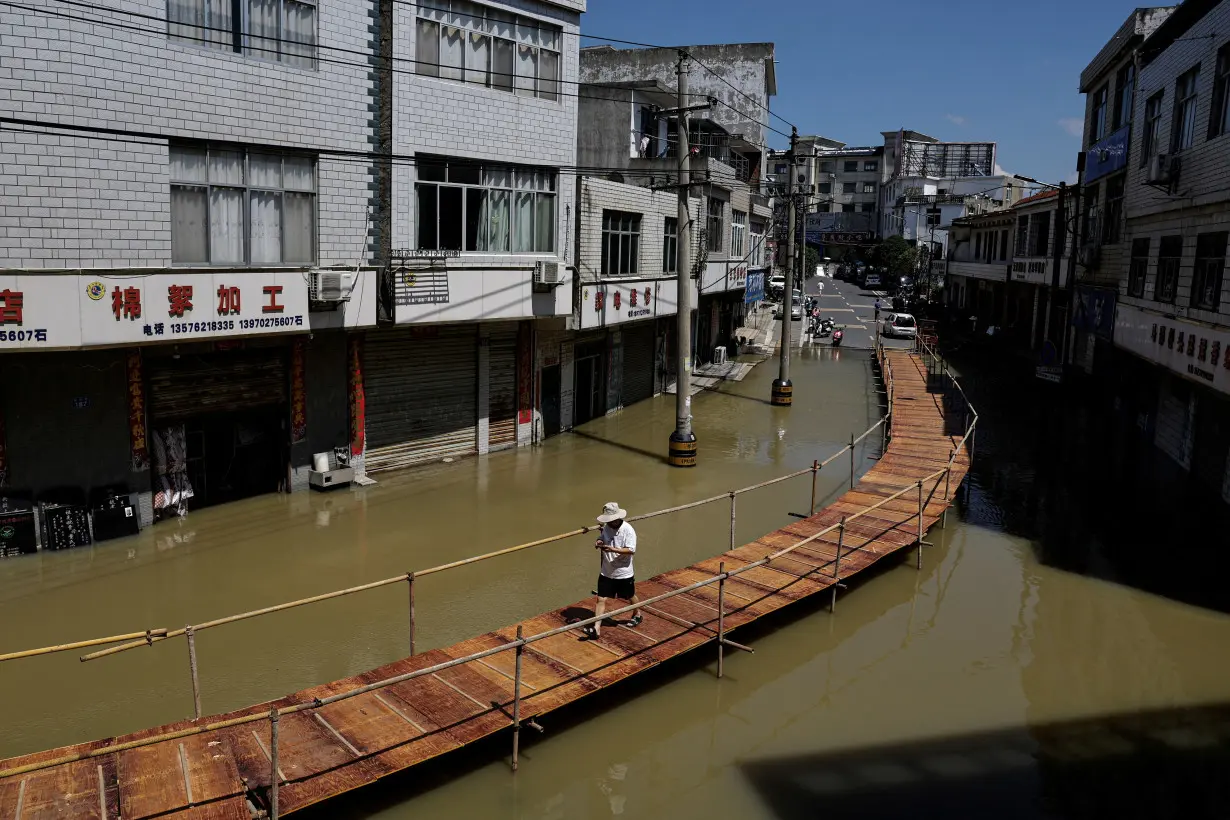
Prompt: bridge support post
<box><xmin>831</xmin><ymin>519</ymin><xmax>845</xmax><ymax>613</ymax></box>
<box><xmin>185</xmin><ymin>625</ymin><xmax>202</xmax><ymax>720</ymax></box>
<box><xmin>717</xmin><ymin>562</ymin><xmax>726</xmax><ymax>679</ymax></box>
<box><xmin>848</xmin><ymin>434</ymin><xmax>855</xmax><ymax>490</ymax></box>
<box><xmin>810</xmin><ymin>461</ymin><xmax>819</xmax><ymax>515</ymax></box>
<box><xmin>269</xmin><ymin>707</ymin><xmax>280</xmax><ymax>820</ymax></box>
<box><xmin>512</xmin><ymin>625</ymin><xmax>524</xmax><ymax>771</ymax></box>
<box><xmin>728</xmin><ymin>493</ymin><xmax>737</xmax><ymax>551</ymax></box>
<box><xmin>916</xmin><ymin>481</ymin><xmax>924</xmax><ymax>570</ymax></box>
<box><xmin>943</xmin><ymin>459</ymin><xmax>953</xmax><ymax>528</ymax></box>
<box><xmin>407</xmin><ymin>572</ymin><xmax>416</xmax><ymax>657</ymax></box>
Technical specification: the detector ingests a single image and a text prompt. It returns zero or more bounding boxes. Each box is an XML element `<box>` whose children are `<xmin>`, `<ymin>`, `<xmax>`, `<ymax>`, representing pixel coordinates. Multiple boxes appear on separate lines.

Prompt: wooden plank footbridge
<box><xmin>0</xmin><ymin>343</ymin><xmax>976</xmax><ymax>819</ymax></box>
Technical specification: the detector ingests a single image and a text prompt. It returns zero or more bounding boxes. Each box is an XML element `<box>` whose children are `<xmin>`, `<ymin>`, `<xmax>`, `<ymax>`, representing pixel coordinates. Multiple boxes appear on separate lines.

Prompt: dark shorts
<box><xmin>597</xmin><ymin>574</ymin><xmax>636</xmax><ymax>600</ymax></box>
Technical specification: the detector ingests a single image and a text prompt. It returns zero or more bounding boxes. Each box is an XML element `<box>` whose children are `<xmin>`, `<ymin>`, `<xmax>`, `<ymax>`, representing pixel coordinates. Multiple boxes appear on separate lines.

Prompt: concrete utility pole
<box><xmin>1045</xmin><ymin>181</ymin><xmax>1066</xmax><ymax>350</ymax></box>
<box><xmin>668</xmin><ymin>51</ymin><xmax>697</xmax><ymax>467</ymax></box>
<box><xmin>772</xmin><ymin>127</ymin><xmax>799</xmax><ymax>407</ymax></box>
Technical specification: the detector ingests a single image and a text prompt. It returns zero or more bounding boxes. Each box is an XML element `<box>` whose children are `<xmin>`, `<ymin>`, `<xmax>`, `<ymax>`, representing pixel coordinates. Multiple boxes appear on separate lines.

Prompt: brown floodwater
<box><xmin>3</xmin><ymin>346</ymin><xmax>1230</xmax><ymax>819</ymax></box>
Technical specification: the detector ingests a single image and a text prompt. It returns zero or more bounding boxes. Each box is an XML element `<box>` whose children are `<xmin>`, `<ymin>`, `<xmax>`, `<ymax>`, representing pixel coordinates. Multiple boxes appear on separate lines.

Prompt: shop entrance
<box><xmin>146</xmin><ymin>346</ymin><xmax>289</xmax><ymax>514</ymax></box>
<box><xmin>573</xmin><ymin>339</ymin><xmax>607</xmax><ymax>426</ymax></box>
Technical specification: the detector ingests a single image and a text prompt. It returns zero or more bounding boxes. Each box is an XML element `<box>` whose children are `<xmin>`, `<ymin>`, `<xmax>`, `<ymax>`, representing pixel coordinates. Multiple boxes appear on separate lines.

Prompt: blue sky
<box><xmin>580</xmin><ymin>0</ymin><xmax>1146</xmax><ymax>184</ymax></box>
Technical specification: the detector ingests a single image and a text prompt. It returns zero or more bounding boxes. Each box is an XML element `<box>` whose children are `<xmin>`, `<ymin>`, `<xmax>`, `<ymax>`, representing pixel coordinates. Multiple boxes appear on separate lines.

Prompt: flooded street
<box><xmin>5</xmin><ymin>333</ymin><xmax>1230</xmax><ymax>820</ymax></box>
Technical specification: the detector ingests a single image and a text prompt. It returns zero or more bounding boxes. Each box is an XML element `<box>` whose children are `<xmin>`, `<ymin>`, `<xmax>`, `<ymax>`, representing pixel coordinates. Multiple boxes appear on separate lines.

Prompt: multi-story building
<box><xmin>879</xmin><ymin>130</ymin><xmax>1024</xmax><ymax>267</ymax></box>
<box><xmin>946</xmin><ymin>189</ymin><xmax>1075</xmax><ymax>350</ymax></box>
<box><xmin>1093</xmin><ymin>0</ymin><xmax>1230</xmax><ymax>500</ymax></box>
<box><xmin>0</xmin><ymin>0</ymin><xmax>584</xmax><ymax>538</ymax></box>
<box><xmin>0</xmin><ymin>0</ymin><xmax>378</xmax><ymax>526</ymax></box>
<box><xmin>371</xmin><ymin>0</ymin><xmax>580</xmax><ymax>472</ymax></box>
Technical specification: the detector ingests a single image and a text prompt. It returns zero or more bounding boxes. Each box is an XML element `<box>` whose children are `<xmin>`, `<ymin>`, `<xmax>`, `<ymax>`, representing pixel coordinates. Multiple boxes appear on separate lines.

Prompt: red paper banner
<box><xmin>290</xmin><ymin>337</ymin><xmax>307</xmax><ymax>443</ymax></box>
<box><xmin>349</xmin><ymin>336</ymin><xmax>366</xmax><ymax>458</ymax></box>
<box><xmin>517</xmin><ymin>322</ymin><xmax>533</xmax><ymax>425</ymax></box>
<box><xmin>126</xmin><ymin>349</ymin><xmax>149</xmax><ymax>472</ymax></box>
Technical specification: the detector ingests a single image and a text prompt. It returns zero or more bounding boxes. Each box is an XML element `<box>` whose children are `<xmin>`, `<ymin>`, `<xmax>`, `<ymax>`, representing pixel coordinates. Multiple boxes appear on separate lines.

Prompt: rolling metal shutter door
<box><xmin>488</xmin><ymin>327</ymin><xmax>517</xmax><ymax>449</ymax></box>
<box><xmin>364</xmin><ymin>327</ymin><xmax>477</xmax><ymax>473</ymax></box>
<box><xmin>147</xmin><ymin>349</ymin><xmax>287</xmax><ymax>423</ymax></box>
<box><xmin>621</xmin><ymin>323</ymin><xmax>655</xmax><ymax>406</ymax></box>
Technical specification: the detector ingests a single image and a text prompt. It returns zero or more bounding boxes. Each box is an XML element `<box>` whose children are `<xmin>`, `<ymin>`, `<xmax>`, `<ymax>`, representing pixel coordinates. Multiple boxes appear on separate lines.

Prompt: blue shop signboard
<box><xmin>1085</xmin><ymin>125</ymin><xmax>1130</xmax><ymax>183</ymax></box>
<box><xmin>1072</xmin><ymin>286</ymin><xmax>1117</xmax><ymax>340</ymax></box>
<box><xmin>745</xmin><ymin>269</ymin><xmax>766</xmax><ymax>304</ymax></box>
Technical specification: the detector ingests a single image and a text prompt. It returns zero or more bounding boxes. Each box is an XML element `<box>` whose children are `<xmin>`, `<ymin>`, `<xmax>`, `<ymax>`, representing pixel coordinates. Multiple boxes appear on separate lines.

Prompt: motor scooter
<box><xmin>831</xmin><ymin>327</ymin><xmax>844</xmax><ymax>347</ymax></box>
<box><xmin>818</xmin><ymin>318</ymin><xmax>834</xmax><ymax>338</ymax></box>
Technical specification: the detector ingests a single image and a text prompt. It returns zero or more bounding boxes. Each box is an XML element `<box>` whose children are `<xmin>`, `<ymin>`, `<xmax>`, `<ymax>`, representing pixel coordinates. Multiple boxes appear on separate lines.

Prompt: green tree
<box><xmin>872</xmin><ymin>235</ymin><xmax>918</xmax><ymax>274</ymax></box>
<box><xmin>804</xmin><ymin>246</ymin><xmax>820</xmax><ymax>278</ymax></box>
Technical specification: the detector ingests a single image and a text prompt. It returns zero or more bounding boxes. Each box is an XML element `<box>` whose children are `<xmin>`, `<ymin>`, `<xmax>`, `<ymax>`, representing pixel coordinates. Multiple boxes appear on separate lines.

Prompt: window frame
<box><xmin>863</xmin><ymin>161</ymin><xmax>878</xmax><ymax>173</ymax></box>
<box><xmin>818</xmin><ymin>182</ymin><xmax>832</xmax><ymax>195</ymax></box>
<box><xmin>169</xmin><ymin>143</ymin><xmax>318</xmax><ymax>267</ymax></box>
<box><xmin>731</xmin><ymin>210</ymin><xmax>747</xmax><ymax>258</ymax></box>
<box><xmin>663</xmin><ymin>216</ymin><xmax>678</xmax><ymax>274</ymax></box>
<box><xmin>843</xmin><ymin>160</ymin><xmax>858</xmax><ymax>173</ymax></box>
<box><xmin>1113</xmin><ymin>62</ymin><xmax>1136</xmax><ymax>131</ymax></box>
<box><xmin>1090</xmin><ymin>83</ymin><xmax>1109</xmax><ymax>145</ymax></box>
<box><xmin>1192</xmin><ymin>231</ymin><xmax>1227</xmax><ymax>311</ymax></box>
<box><xmin>1172</xmin><ymin>65</ymin><xmax>1201</xmax><ymax>152</ymax></box>
<box><xmin>412</xmin><ymin>0</ymin><xmax>562</xmax><ymax>102</ymax></box>
<box><xmin>862</xmin><ymin>182</ymin><xmax>876</xmax><ymax>194</ymax></box>
<box><xmin>601</xmin><ymin>210</ymin><xmax>641</xmax><ymax>276</ymax></box>
<box><xmin>167</xmin><ymin>0</ymin><xmax>319</xmax><ymax>69</ymax></box>
<box><xmin>1127</xmin><ymin>237</ymin><xmax>1150</xmax><ymax>298</ymax></box>
<box><xmin>1155</xmin><ymin>235</ymin><xmax>1183</xmax><ymax>304</ymax></box>
<box><xmin>1210</xmin><ymin>43</ymin><xmax>1230</xmax><ymax>140</ymax></box>
<box><xmin>415</xmin><ymin>155</ymin><xmax>557</xmax><ymax>254</ymax></box>
<box><xmin>706</xmin><ymin>197</ymin><xmax>724</xmax><ymax>254</ymax></box>
<box><xmin>841</xmin><ymin>181</ymin><xmax>856</xmax><ymax>194</ymax></box>
<box><xmin>1141</xmin><ymin>90</ymin><xmax>1164</xmax><ymax>164</ymax></box>
<box><xmin>1102</xmin><ymin>173</ymin><xmax>1125</xmax><ymax>245</ymax></box>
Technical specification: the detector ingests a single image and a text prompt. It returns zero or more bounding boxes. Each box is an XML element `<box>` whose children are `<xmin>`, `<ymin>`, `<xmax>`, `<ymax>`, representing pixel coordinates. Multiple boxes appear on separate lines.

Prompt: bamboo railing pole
<box><xmin>185</xmin><ymin>626</ymin><xmax>202</xmax><ymax>720</ymax></box>
<box><xmin>943</xmin><ymin>457</ymin><xmax>953</xmax><ymax>527</ymax></box>
<box><xmin>717</xmin><ymin>562</ymin><xmax>726</xmax><ymax>679</ymax></box>
<box><xmin>848</xmin><ymin>434</ymin><xmax>856</xmax><ymax>490</ymax></box>
<box><xmin>831</xmin><ymin>519</ymin><xmax>845</xmax><ymax>613</ymax></box>
<box><xmin>810</xmin><ymin>460</ymin><xmax>819</xmax><ymax>515</ymax></box>
<box><xmin>407</xmin><ymin>572</ymin><xmax>416</xmax><ymax>657</ymax></box>
<box><xmin>728</xmin><ymin>493</ymin><xmax>737</xmax><ymax>551</ymax></box>
<box><xmin>0</xmin><ymin>629</ymin><xmax>169</xmax><ymax>663</ymax></box>
<box><xmin>269</xmin><ymin>707</ymin><xmax>280</xmax><ymax>820</ymax></box>
<box><xmin>916</xmin><ymin>480</ymin><xmax>925</xmax><ymax>570</ymax></box>
<box><xmin>512</xmin><ymin>624</ymin><xmax>523</xmax><ymax>772</ymax></box>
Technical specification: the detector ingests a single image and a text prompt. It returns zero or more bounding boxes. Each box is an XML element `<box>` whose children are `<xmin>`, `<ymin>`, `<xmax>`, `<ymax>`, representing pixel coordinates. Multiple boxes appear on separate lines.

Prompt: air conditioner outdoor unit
<box><xmin>1146</xmin><ymin>153</ymin><xmax>1179</xmax><ymax>186</ymax></box>
<box><xmin>309</xmin><ymin>270</ymin><xmax>357</xmax><ymax>302</ymax></box>
<box><xmin>534</xmin><ymin>261</ymin><xmax>563</xmax><ymax>286</ymax></box>
<box><xmin>1079</xmin><ymin>243</ymin><xmax>1101</xmax><ymax>268</ymax></box>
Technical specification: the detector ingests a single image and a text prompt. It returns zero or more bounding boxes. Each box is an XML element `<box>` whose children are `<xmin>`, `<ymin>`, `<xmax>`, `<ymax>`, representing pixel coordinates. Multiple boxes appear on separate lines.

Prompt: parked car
<box><xmin>882</xmin><ymin>312</ymin><xmax>918</xmax><ymax>339</ymax></box>
<box><xmin>768</xmin><ymin>275</ymin><xmax>786</xmax><ymax>295</ymax></box>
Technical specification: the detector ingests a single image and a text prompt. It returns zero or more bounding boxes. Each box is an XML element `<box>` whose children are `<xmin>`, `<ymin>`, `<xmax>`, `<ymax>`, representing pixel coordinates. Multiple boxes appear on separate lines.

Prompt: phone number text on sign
<box><xmin>167</xmin><ymin>316</ymin><xmax>304</xmax><ymax>335</ymax></box>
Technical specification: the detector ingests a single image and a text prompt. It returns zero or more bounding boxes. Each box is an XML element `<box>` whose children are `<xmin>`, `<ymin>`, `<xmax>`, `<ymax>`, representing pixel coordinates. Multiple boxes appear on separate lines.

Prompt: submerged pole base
<box><xmin>668</xmin><ymin>431</ymin><xmax>698</xmax><ymax>468</ymax></box>
<box><xmin>771</xmin><ymin>378</ymin><xmax>794</xmax><ymax>407</ymax></box>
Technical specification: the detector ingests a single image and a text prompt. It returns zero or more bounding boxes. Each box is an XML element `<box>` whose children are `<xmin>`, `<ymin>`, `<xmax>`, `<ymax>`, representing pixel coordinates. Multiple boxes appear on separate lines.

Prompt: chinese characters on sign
<box><xmin>0</xmin><ymin>290</ymin><xmax>24</xmax><ymax>325</ymax></box>
<box><xmin>217</xmin><ymin>285</ymin><xmax>241</xmax><ymax>315</ymax></box>
<box><xmin>290</xmin><ymin>338</ymin><xmax>307</xmax><ymax>443</ymax></box>
<box><xmin>168</xmin><ymin>285</ymin><xmax>193</xmax><ymax>318</ymax></box>
<box><xmin>112</xmin><ymin>286</ymin><xmax>142</xmax><ymax>321</ymax></box>
<box><xmin>126</xmin><ymin>349</ymin><xmax>149</xmax><ymax>472</ymax></box>
<box><xmin>1116</xmin><ymin>303</ymin><xmax>1230</xmax><ymax>397</ymax></box>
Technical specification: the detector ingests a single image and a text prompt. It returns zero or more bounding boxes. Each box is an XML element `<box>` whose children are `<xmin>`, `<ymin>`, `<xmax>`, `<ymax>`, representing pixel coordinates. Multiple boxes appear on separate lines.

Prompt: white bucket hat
<box><xmin>597</xmin><ymin>502</ymin><xmax>627</xmax><ymax>524</ymax></box>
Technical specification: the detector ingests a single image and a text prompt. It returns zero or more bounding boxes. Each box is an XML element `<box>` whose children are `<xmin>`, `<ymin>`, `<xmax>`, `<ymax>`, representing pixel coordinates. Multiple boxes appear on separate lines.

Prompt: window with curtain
<box><xmin>731</xmin><ymin>210</ymin><xmax>747</xmax><ymax>258</ymax></box>
<box><xmin>1128</xmin><ymin>238</ymin><xmax>1150</xmax><ymax>298</ymax></box>
<box><xmin>170</xmin><ymin>144</ymin><xmax>316</xmax><ymax>265</ymax></box>
<box><xmin>1193</xmin><ymin>232</ymin><xmax>1227</xmax><ymax>311</ymax></box>
<box><xmin>1089</xmin><ymin>84</ymin><xmax>1108</xmax><ymax>144</ymax></box>
<box><xmin>601</xmin><ymin>211</ymin><xmax>641</xmax><ymax>276</ymax></box>
<box><xmin>1155</xmin><ymin>235</ymin><xmax>1182</xmax><ymax>303</ymax></box>
<box><xmin>1102</xmin><ymin>174</ymin><xmax>1125</xmax><ymax>245</ymax></box>
<box><xmin>1142</xmin><ymin>91</ymin><xmax>1164</xmax><ymax>163</ymax></box>
<box><xmin>663</xmin><ymin>217</ymin><xmax>678</xmax><ymax>274</ymax></box>
<box><xmin>707</xmin><ymin>198</ymin><xmax>724</xmax><ymax>253</ymax></box>
<box><xmin>168</xmin><ymin>0</ymin><xmax>316</xmax><ymax>68</ymax></box>
<box><xmin>1210</xmin><ymin>44</ymin><xmax>1230</xmax><ymax>140</ymax></box>
<box><xmin>415</xmin><ymin>156</ymin><xmax>556</xmax><ymax>253</ymax></box>
<box><xmin>412</xmin><ymin>0</ymin><xmax>562</xmax><ymax>101</ymax></box>
<box><xmin>1114</xmin><ymin>62</ymin><xmax>1135</xmax><ymax>130</ymax></box>
<box><xmin>1173</xmin><ymin>65</ymin><xmax>1201</xmax><ymax>151</ymax></box>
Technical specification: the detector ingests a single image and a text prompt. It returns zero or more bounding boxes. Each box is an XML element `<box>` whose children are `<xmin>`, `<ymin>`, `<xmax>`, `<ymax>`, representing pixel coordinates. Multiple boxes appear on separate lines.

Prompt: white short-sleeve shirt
<box><xmin>599</xmin><ymin>522</ymin><xmax>637</xmax><ymax>580</ymax></box>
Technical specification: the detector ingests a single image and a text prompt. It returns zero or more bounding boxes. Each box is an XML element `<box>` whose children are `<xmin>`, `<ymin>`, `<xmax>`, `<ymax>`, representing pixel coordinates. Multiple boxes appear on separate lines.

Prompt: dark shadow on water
<box><xmin>568</xmin><ymin>428</ymin><xmax>669</xmax><ymax>466</ymax></box>
<box><xmin>946</xmin><ymin>346</ymin><xmax>1230</xmax><ymax>614</ymax></box>
<box><xmin>740</xmin><ymin>701</ymin><xmax>1230</xmax><ymax>820</ymax></box>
